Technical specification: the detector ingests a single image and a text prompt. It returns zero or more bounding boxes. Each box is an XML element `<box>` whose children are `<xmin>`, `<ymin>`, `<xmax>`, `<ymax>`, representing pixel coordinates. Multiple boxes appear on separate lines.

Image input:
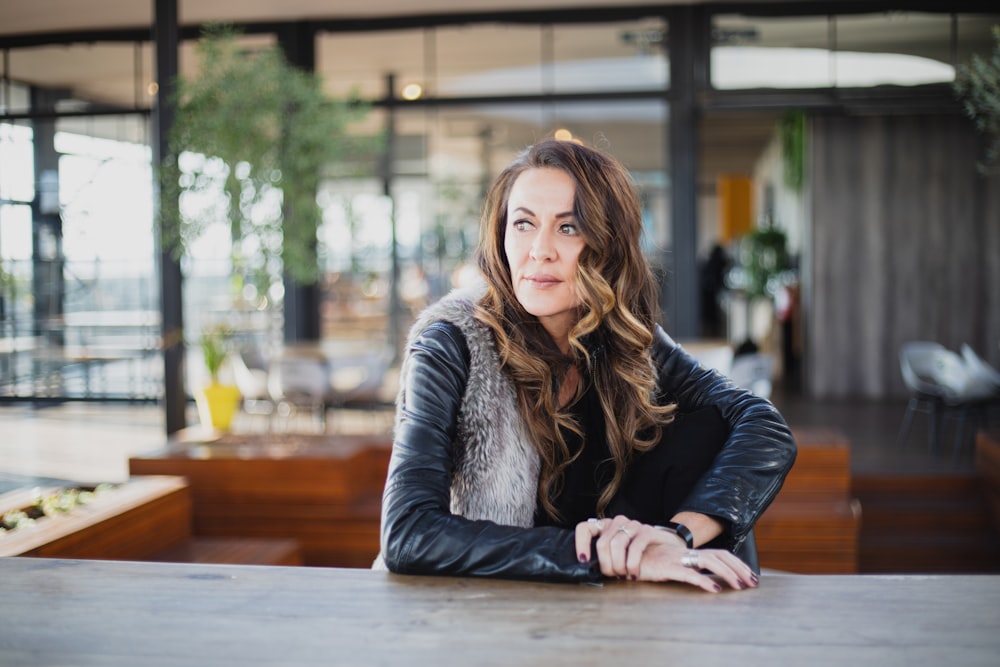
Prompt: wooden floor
<box><xmin>2</xmin><ymin>389</ymin><xmax>998</xmax><ymax>573</ymax></box>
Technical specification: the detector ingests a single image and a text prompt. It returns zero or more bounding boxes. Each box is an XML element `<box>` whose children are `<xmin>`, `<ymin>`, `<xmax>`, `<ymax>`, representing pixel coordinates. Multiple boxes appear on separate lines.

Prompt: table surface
<box><xmin>141</xmin><ymin>430</ymin><xmax>392</xmax><ymax>460</ymax></box>
<box><xmin>2</xmin><ymin>558</ymin><xmax>999</xmax><ymax>667</ymax></box>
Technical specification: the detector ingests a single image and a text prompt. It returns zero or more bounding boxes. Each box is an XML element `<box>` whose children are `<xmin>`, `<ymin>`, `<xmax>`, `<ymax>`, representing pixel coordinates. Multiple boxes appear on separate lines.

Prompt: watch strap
<box><xmin>656</xmin><ymin>521</ymin><xmax>694</xmax><ymax>548</ymax></box>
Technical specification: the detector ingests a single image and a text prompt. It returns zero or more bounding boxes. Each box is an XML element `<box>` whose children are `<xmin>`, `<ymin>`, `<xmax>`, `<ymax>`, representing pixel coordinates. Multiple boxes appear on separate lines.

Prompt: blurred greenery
<box><xmin>953</xmin><ymin>25</ymin><xmax>1000</xmax><ymax>173</ymax></box>
<box><xmin>159</xmin><ymin>24</ymin><xmax>377</xmax><ymax>292</ymax></box>
<box><xmin>740</xmin><ymin>226</ymin><xmax>791</xmax><ymax>300</ymax></box>
<box><xmin>780</xmin><ymin>110</ymin><xmax>806</xmax><ymax>193</ymax></box>
<box><xmin>198</xmin><ymin>323</ymin><xmax>232</xmax><ymax>382</ymax></box>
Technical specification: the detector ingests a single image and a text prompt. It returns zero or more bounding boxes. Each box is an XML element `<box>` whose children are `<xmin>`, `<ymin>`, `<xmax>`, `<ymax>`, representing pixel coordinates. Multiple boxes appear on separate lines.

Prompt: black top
<box><xmin>535</xmin><ymin>379</ymin><xmax>613</xmax><ymax>528</ymax></box>
<box><xmin>535</xmin><ymin>378</ymin><xmax>731</xmax><ymax>531</ymax></box>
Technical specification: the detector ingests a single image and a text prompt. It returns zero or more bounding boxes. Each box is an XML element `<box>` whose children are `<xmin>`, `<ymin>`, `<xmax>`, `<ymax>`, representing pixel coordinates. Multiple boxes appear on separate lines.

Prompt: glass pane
<box><xmin>712</xmin><ymin>11</ymin><xmax>983</xmax><ymax>89</ymax></box>
<box><xmin>10</xmin><ymin>42</ymin><xmax>154</xmax><ymax>111</ymax></box>
<box><xmin>318</xmin><ymin>29</ymin><xmax>425</xmax><ymax>100</ymax></box>
<box><xmin>0</xmin><ymin>205</ymin><xmax>33</xmax><ymax>397</ymax></box>
<box><xmin>0</xmin><ymin>79</ymin><xmax>32</xmax><ymax>115</ymax></box>
<box><xmin>0</xmin><ymin>121</ymin><xmax>34</xmax><ymax>202</ymax></box>
<box><xmin>0</xmin><ymin>203</ymin><xmax>32</xmax><ymax>261</ymax></box>
<box><xmin>957</xmin><ymin>14</ymin><xmax>1000</xmax><ymax>65</ymax></box>
<box><xmin>833</xmin><ymin>13</ymin><xmax>954</xmax><ymax>86</ymax></box>
<box><xmin>712</xmin><ymin>14</ymin><xmax>832</xmax><ymax>89</ymax></box>
<box><xmin>552</xmin><ymin>19</ymin><xmax>668</xmax><ymax>93</ymax></box>
<box><xmin>55</xmin><ymin>116</ymin><xmax>153</xmax><ymax>264</ymax></box>
<box><xmin>436</xmin><ymin>24</ymin><xmax>543</xmax><ymax>96</ymax></box>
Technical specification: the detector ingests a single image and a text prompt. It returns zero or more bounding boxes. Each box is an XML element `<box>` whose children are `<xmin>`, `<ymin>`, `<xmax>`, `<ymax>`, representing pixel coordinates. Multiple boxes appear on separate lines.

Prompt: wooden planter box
<box><xmin>1</xmin><ymin>476</ymin><xmax>192</xmax><ymax>559</ymax></box>
<box><xmin>129</xmin><ymin>432</ymin><xmax>393</xmax><ymax>568</ymax></box>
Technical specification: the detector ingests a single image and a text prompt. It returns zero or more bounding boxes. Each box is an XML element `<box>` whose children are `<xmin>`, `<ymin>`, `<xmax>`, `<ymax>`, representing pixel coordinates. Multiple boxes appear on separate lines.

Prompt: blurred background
<box><xmin>1</xmin><ymin>1</ymin><xmax>996</xmax><ymax>415</ymax></box>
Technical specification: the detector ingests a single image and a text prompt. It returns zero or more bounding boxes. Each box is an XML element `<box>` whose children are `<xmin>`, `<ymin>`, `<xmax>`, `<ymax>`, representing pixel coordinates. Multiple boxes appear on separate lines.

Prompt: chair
<box><xmin>897</xmin><ymin>342</ymin><xmax>953</xmax><ymax>455</ymax></box>
<box><xmin>961</xmin><ymin>343</ymin><xmax>1000</xmax><ymax>397</ymax></box>
<box><xmin>729</xmin><ymin>353</ymin><xmax>774</xmax><ymax>399</ymax></box>
<box><xmin>325</xmin><ymin>347</ymin><xmax>393</xmax><ymax>409</ymax></box>
<box><xmin>231</xmin><ymin>348</ymin><xmax>275</xmax><ymax>430</ymax></box>
<box><xmin>267</xmin><ymin>352</ymin><xmax>331</xmax><ymax>432</ymax></box>
<box><xmin>897</xmin><ymin>341</ymin><xmax>999</xmax><ymax>459</ymax></box>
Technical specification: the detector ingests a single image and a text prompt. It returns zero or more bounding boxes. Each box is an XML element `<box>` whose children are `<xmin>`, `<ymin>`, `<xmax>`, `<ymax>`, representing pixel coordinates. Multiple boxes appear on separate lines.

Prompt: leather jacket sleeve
<box><xmin>651</xmin><ymin>325</ymin><xmax>797</xmax><ymax>552</ymax></box>
<box><xmin>379</xmin><ymin>321</ymin><xmax>602</xmax><ymax>582</ymax></box>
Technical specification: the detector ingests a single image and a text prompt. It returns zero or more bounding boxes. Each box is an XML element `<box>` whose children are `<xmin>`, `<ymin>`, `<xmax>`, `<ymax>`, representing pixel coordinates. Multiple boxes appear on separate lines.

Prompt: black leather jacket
<box><xmin>379</xmin><ymin>322</ymin><xmax>796</xmax><ymax>583</ymax></box>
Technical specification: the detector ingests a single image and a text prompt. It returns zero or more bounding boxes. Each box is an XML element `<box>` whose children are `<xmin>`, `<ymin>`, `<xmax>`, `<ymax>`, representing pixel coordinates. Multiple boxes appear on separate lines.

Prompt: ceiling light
<box><xmin>401</xmin><ymin>83</ymin><xmax>422</xmax><ymax>100</ymax></box>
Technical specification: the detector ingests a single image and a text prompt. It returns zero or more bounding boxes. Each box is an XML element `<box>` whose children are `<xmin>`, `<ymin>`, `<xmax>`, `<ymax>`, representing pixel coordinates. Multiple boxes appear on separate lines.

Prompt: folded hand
<box><xmin>574</xmin><ymin>515</ymin><xmax>758</xmax><ymax>592</ymax></box>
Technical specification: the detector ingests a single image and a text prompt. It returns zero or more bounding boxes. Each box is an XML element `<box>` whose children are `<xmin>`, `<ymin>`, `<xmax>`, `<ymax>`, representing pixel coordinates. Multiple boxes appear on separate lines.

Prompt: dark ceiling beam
<box><xmin>702</xmin><ymin>83</ymin><xmax>963</xmax><ymax>114</ymax></box>
<box><xmin>2</xmin><ymin>2</ymin><xmax>991</xmax><ymax>48</ymax></box>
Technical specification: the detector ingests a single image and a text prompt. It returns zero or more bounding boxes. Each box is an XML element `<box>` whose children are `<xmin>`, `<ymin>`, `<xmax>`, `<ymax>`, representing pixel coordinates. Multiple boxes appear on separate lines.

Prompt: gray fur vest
<box><xmin>397</xmin><ymin>286</ymin><xmax>540</xmax><ymax>527</ymax></box>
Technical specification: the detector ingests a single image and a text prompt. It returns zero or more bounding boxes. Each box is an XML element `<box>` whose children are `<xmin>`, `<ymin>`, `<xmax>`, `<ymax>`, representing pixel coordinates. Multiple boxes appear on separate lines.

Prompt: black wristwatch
<box><xmin>656</xmin><ymin>521</ymin><xmax>694</xmax><ymax>549</ymax></box>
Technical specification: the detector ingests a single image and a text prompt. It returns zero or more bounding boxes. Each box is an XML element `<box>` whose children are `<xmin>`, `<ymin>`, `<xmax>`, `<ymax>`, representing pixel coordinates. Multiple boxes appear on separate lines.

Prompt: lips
<box><xmin>524</xmin><ymin>274</ymin><xmax>561</xmax><ymax>287</ymax></box>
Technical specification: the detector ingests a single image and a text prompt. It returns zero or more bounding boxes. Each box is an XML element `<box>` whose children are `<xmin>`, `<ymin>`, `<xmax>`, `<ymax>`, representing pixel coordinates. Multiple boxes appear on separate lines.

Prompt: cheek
<box><xmin>566</xmin><ymin>242</ymin><xmax>585</xmax><ymax>270</ymax></box>
<box><xmin>503</xmin><ymin>233</ymin><xmax>523</xmax><ymax>266</ymax></box>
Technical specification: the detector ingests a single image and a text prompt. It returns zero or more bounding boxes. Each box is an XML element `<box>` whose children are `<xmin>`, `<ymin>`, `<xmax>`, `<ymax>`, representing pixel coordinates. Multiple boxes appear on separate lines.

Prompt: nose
<box><xmin>529</xmin><ymin>230</ymin><xmax>556</xmax><ymax>261</ymax></box>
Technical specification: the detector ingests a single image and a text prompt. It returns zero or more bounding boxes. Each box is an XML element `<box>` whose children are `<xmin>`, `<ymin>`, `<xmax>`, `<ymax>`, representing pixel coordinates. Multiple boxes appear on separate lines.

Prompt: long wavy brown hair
<box><xmin>474</xmin><ymin>138</ymin><xmax>677</xmax><ymax>521</ymax></box>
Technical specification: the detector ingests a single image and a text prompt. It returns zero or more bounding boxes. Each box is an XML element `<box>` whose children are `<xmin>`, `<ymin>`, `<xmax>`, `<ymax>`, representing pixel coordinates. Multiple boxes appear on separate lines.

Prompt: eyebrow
<box><xmin>510</xmin><ymin>206</ymin><xmax>575</xmax><ymax>219</ymax></box>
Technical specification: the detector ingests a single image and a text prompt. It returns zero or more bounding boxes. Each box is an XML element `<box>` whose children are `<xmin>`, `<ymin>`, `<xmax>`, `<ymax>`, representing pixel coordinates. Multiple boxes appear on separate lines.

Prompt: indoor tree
<box><xmin>159</xmin><ymin>25</ymin><xmax>374</xmax><ymax>297</ymax></box>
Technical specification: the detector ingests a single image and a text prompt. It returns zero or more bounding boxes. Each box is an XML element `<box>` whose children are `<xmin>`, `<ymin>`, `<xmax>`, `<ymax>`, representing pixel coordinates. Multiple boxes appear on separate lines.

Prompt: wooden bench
<box><xmin>151</xmin><ymin>536</ymin><xmax>302</xmax><ymax>566</ymax></box>
<box><xmin>754</xmin><ymin>429</ymin><xmax>861</xmax><ymax>573</ymax></box>
<box><xmin>126</xmin><ymin>429</ymin><xmax>861</xmax><ymax>572</ymax></box>
<box><xmin>129</xmin><ymin>432</ymin><xmax>393</xmax><ymax>568</ymax></box>
<box><xmin>0</xmin><ymin>475</ymin><xmax>302</xmax><ymax>566</ymax></box>
<box><xmin>976</xmin><ymin>431</ymin><xmax>1000</xmax><ymax>534</ymax></box>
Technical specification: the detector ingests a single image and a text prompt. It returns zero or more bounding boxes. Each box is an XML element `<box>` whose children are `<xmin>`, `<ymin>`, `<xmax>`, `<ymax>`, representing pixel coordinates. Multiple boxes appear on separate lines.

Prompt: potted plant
<box><xmin>158</xmin><ymin>24</ymin><xmax>375</xmax><ymax>298</ymax></box>
<box><xmin>728</xmin><ymin>224</ymin><xmax>792</xmax><ymax>354</ymax></box>
<box><xmin>194</xmin><ymin>323</ymin><xmax>241</xmax><ymax>432</ymax></box>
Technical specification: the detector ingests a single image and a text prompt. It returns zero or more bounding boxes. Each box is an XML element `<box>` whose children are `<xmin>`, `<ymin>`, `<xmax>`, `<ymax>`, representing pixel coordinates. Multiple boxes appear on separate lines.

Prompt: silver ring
<box><xmin>588</xmin><ymin>517</ymin><xmax>602</xmax><ymax>526</ymax></box>
<box><xmin>681</xmin><ymin>550</ymin><xmax>700</xmax><ymax>569</ymax></box>
<box><xmin>617</xmin><ymin>526</ymin><xmax>632</xmax><ymax>539</ymax></box>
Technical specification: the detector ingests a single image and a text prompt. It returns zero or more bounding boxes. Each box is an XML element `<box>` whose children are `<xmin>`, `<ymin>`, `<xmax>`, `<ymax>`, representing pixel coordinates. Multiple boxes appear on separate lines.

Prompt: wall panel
<box><xmin>808</xmin><ymin>114</ymin><xmax>1000</xmax><ymax>399</ymax></box>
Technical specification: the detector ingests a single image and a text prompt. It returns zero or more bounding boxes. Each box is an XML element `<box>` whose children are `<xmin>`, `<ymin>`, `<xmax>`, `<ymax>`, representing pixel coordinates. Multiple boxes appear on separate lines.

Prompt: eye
<box><xmin>511</xmin><ymin>219</ymin><xmax>533</xmax><ymax>232</ymax></box>
<box><xmin>559</xmin><ymin>222</ymin><xmax>580</xmax><ymax>236</ymax></box>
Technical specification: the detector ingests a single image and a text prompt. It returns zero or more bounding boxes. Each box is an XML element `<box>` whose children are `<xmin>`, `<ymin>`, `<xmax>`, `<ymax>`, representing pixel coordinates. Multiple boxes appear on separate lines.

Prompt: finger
<box><xmin>648</xmin><ymin>554</ymin><xmax>725</xmax><ymax>593</ymax></box>
<box><xmin>574</xmin><ymin>518</ymin><xmax>603</xmax><ymax>563</ymax></box>
<box><xmin>609</xmin><ymin>518</ymin><xmax>642</xmax><ymax>577</ymax></box>
<box><xmin>687</xmin><ymin>550</ymin><xmax>756</xmax><ymax>590</ymax></box>
<box><xmin>675</xmin><ymin>567</ymin><xmax>725</xmax><ymax>593</ymax></box>
<box><xmin>625</xmin><ymin>524</ymin><xmax>687</xmax><ymax>578</ymax></box>
<box><xmin>703</xmin><ymin>552</ymin><xmax>758</xmax><ymax>589</ymax></box>
<box><xmin>596</xmin><ymin>518</ymin><xmax>632</xmax><ymax>577</ymax></box>
<box><xmin>625</xmin><ymin>530</ymin><xmax>656</xmax><ymax>578</ymax></box>
<box><xmin>610</xmin><ymin>528</ymin><xmax>631</xmax><ymax>576</ymax></box>
<box><xmin>594</xmin><ymin>526</ymin><xmax>618</xmax><ymax>577</ymax></box>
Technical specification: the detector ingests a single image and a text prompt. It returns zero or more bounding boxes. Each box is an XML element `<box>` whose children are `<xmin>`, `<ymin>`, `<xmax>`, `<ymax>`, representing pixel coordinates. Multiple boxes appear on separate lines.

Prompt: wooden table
<box><xmin>2</xmin><ymin>558</ymin><xmax>998</xmax><ymax>666</ymax></box>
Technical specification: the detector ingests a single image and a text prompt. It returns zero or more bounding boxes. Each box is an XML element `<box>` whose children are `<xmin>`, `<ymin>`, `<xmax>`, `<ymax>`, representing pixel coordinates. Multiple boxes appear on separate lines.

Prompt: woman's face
<box><xmin>504</xmin><ymin>167</ymin><xmax>585</xmax><ymax>349</ymax></box>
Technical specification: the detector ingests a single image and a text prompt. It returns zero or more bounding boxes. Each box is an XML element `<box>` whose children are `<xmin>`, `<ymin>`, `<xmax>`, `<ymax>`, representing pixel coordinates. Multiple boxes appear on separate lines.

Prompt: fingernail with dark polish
<box><xmin>579</xmin><ymin>553</ymin><xmax>589</xmax><ymax>563</ymax></box>
<box><xmin>750</xmin><ymin>573</ymin><xmax>760</xmax><ymax>585</ymax></box>
<box><xmin>630</xmin><ymin>574</ymin><xmax>637</xmax><ymax>581</ymax></box>
<box><xmin>713</xmin><ymin>583</ymin><xmax>722</xmax><ymax>592</ymax></box>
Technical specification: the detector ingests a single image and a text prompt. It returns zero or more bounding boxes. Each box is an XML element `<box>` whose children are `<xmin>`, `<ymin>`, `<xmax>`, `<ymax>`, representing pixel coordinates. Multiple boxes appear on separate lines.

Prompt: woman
<box><xmin>377</xmin><ymin>139</ymin><xmax>795</xmax><ymax>592</ymax></box>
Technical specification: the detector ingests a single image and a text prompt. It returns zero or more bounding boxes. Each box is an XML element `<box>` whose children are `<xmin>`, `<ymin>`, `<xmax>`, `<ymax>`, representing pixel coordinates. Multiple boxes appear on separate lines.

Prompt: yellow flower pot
<box><xmin>195</xmin><ymin>383</ymin><xmax>242</xmax><ymax>432</ymax></box>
